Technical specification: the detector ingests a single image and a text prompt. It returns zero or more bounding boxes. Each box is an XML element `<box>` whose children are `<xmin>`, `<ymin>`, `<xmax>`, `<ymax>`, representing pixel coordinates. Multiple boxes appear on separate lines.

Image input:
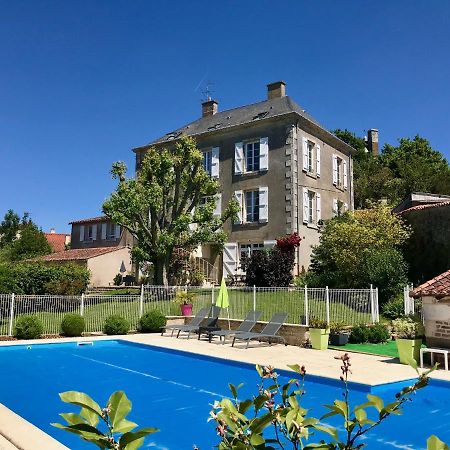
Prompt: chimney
<box><xmin>267</xmin><ymin>81</ymin><xmax>286</xmax><ymax>100</ymax></box>
<box><xmin>367</xmin><ymin>129</ymin><xmax>379</xmax><ymax>156</ymax></box>
<box><xmin>50</xmin><ymin>228</ymin><xmax>56</xmax><ymax>234</ymax></box>
<box><xmin>201</xmin><ymin>99</ymin><xmax>218</xmax><ymax>117</ymax></box>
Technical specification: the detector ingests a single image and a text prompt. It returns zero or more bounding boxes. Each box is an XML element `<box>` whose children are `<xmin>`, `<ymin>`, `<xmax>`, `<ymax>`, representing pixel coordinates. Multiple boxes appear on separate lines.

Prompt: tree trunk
<box><xmin>153</xmin><ymin>256</ymin><xmax>169</xmax><ymax>285</ymax></box>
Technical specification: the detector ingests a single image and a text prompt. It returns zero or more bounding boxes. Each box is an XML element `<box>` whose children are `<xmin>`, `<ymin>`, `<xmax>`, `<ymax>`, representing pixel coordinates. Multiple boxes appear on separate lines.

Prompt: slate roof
<box><xmin>411</xmin><ymin>269</ymin><xmax>450</xmax><ymax>298</ymax></box>
<box><xmin>134</xmin><ymin>96</ymin><xmax>354</xmax><ymax>154</ymax></box>
<box><xmin>37</xmin><ymin>246</ymin><xmax>126</xmax><ymax>262</ymax></box>
<box><xmin>44</xmin><ymin>233</ymin><xmax>69</xmax><ymax>253</ymax></box>
<box><xmin>69</xmin><ymin>216</ymin><xmax>109</xmax><ymax>225</ymax></box>
<box><xmin>399</xmin><ymin>200</ymin><xmax>450</xmax><ymax>215</ymax></box>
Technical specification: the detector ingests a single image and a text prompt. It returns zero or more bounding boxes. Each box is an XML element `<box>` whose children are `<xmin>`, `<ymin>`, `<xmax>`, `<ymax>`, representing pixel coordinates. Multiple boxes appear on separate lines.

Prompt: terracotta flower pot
<box><xmin>180</xmin><ymin>303</ymin><xmax>193</xmax><ymax>316</ymax></box>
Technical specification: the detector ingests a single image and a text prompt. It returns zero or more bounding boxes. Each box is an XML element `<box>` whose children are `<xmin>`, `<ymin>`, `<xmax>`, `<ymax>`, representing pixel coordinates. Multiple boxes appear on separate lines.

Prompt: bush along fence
<box><xmin>0</xmin><ymin>285</ymin><xmax>379</xmax><ymax>337</ymax></box>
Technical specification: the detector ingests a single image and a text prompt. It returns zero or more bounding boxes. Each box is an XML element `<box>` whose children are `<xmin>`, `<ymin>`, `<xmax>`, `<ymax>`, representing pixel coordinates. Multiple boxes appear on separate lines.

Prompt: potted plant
<box><xmin>174</xmin><ymin>291</ymin><xmax>197</xmax><ymax>316</ymax></box>
<box><xmin>308</xmin><ymin>317</ymin><xmax>330</xmax><ymax>350</ymax></box>
<box><xmin>329</xmin><ymin>321</ymin><xmax>350</xmax><ymax>346</ymax></box>
<box><xmin>392</xmin><ymin>316</ymin><xmax>425</xmax><ymax>364</ymax></box>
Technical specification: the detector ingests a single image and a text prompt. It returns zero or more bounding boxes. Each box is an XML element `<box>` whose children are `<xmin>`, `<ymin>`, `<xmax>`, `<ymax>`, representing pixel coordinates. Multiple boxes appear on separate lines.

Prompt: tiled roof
<box><xmin>37</xmin><ymin>246</ymin><xmax>127</xmax><ymax>262</ymax></box>
<box><xmin>69</xmin><ymin>216</ymin><xmax>109</xmax><ymax>225</ymax></box>
<box><xmin>134</xmin><ymin>95</ymin><xmax>355</xmax><ymax>154</ymax></box>
<box><xmin>44</xmin><ymin>233</ymin><xmax>69</xmax><ymax>253</ymax></box>
<box><xmin>400</xmin><ymin>201</ymin><xmax>450</xmax><ymax>215</ymax></box>
<box><xmin>411</xmin><ymin>269</ymin><xmax>450</xmax><ymax>298</ymax></box>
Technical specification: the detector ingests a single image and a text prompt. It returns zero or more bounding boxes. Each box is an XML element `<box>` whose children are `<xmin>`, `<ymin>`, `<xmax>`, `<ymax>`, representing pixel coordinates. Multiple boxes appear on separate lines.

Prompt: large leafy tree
<box><xmin>103</xmin><ymin>136</ymin><xmax>238</xmax><ymax>285</ymax></box>
<box><xmin>308</xmin><ymin>206</ymin><xmax>411</xmax><ymax>303</ymax></box>
<box><xmin>0</xmin><ymin>209</ymin><xmax>21</xmax><ymax>247</ymax></box>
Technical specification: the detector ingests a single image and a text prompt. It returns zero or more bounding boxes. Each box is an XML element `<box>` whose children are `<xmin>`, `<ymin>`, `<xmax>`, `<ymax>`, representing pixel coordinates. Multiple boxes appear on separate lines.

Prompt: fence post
<box><xmin>8</xmin><ymin>293</ymin><xmax>15</xmax><ymax>337</ymax></box>
<box><xmin>325</xmin><ymin>286</ymin><xmax>330</xmax><ymax>326</ymax></box>
<box><xmin>253</xmin><ymin>285</ymin><xmax>256</xmax><ymax>311</ymax></box>
<box><xmin>304</xmin><ymin>285</ymin><xmax>309</xmax><ymax>326</ymax></box>
<box><xmin>375</xmin><ymin>287</ymin><xmax>380</xmax><ymax>322</ymax></box>
<box><xmin>403</xmin><ymin>285</ymin><xmax>409</xmax><ymax>315</ymax></box>
<box><xmin>80</xmin><ymin>293</ymin><xmax>84</xmax><ymax>317</ymax></box>
<box><xmin>369</xmin><ymin>284</ymin><xmax>376</xmax><ymax>323</ymax></box>
<box><xmin>211</xmin><ymin>285</ymin><xmax>214</xmax><ymax>305</ymax></box>
<box><xmin>139</xmin><ymin>284</ymin><xmax>144</xmax><ymax>318</ymax></box>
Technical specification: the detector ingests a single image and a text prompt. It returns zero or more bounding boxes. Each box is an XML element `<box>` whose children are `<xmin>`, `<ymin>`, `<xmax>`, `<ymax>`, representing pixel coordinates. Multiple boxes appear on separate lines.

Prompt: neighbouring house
<box><xmin>44</xmin><ymin>228</ymin><xmax>71</xmax><ymax>252</ymax></box>
<box><xmin>133</xmin><ymin>81</ymin><xmax>356</xmax><ymax>280</ymax></box>
<box><xmin>395</xmin><ymin>193</ymin><xmax>450</xmax><ymax>284</ymax></box>
<box><xmin>38</xmin><ymin>247</ymin><xmax>133</xmax><ymax>287</ymax></box>
<box><xmin>412</xmin><ymin>269</ymin><xmax>450</xmax><ymax>349</ymax></box>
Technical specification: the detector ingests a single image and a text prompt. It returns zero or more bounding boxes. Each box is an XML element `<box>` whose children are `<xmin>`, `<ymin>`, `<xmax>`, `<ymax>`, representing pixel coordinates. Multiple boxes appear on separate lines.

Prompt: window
<box><xmin>308</xmin><ymin>191</ymin><xmax>315</xmax><ymax>224</ymax></box>
<box><xmin>86</xmin><ymin>225</ymin><xmax>93</xmax><ymax>241</ymax></box>
<box><xmin>333</xmin><ymin>155</ymin><xmax>348</xmax><ymax>189</ymax></box>
<box><xmin>245</xmin><ymin>190</ymin><xmax>259</xmax><ymax>223</ymax></box>
<box><xmin>106</xmin><ymin>222</ymin><xmax>116</xmax><ymax>239</ymax></box>
<box><xmin>245</xmin><ymin>141</ymin><xmax>260</xmax><ymax>172</ymax></box>
<box><xmin>303</xmin><ymin>188</ymin><xmax>321</xmax><ymax>225</ymax></box>
<box><xmin>203</xmin><ymin>150</ymin><xmax>212</xmax><ymax>176</ymax></box>
<box><xmin>302</xmin><ymin>138</ymin><xmax>321</xmax><ymax>176</ymax></box>
<box><xmin>239</xmin><ymin>243</ymin><xmax>264</xmax><ymax>260</ymax></box>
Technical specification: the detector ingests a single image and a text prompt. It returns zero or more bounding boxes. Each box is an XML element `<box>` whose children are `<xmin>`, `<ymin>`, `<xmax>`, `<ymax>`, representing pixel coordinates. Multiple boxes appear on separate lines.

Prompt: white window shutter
<box><xmin>332</xmin><ymin>155</ymin><xmax>338</xmax><ymax>185</ymax></box>
<box><xmin>316</xmin><ymin>144</ymin><xmax>321</xmax><ymax>177</ymax></box>
<box><xmin>101</xmin><ymin>223</ymin><xmax>107</xmax><ymax>239</ymax></box>
<box><xmin>316</xmin><ymin>193</ymin><xmax>321</xmax><ymax>223</ymax></box>
<box><xmin>343</xmin><ymin>160</ymin><xmax>348</xmax><ymax>189</ymax></box>
<box><xmin>264</xmin><ymin>240</ymin><xmax>277</xmax><ymax>249</ymax></box>
<box><xmin>234</xmin><ymin>142</ymin><xmax>244</xmax><ymax>175</ymax></box>
<box><xmin>234</xmin><ymin>190</ymin><xmax>243</xmax><ymax>224</ymax></box>
<box><xmin>258</xmin><ymin>186</ymin><xmax>268</xmax><ymax>223</ymax></box>
<box><xmin>213</xmin><ymin>193</ymin><xmax>222</xmax><ymax>217</ymax></box>
<box><xmin>332</xmin><ymin>198</ymin><xmax>338</xmax><ymax>217</ymax></box>
<box><xmin>92</xmin><ymin>225</ymin><xmax>97</xmax><ymax>240</ymax></box>
<box><xmin>259</xmin><ymin>137</ymin><xmax>269</xmax><ymax>171</ymax></box>
<box><xmin>302</xmin><ymin>138</ymin><xmax>308</xmax><ymax>171</ymax></box>
<box><xmin>223</xmin><ymin>243</ymin><xmax>238</xmax><ymax>277</ymax></box>
<box><xmin>211</xmin><ymin>147</ymin><xmax>220</xmax><ymax>178</ymax></box>
<box><xmin>79</xmin><ymin>225</ymin><xmax>85</xmax><ymax>242</ymax></box>
<box><xmin>302</xmin><ymin>188</ymin><xmax>309</xmax><ymax>224</ymax></box>
<box><xmin>115</xmin><ymin>225</ymin><xmax>121</xmax><ymax>239</ymax></box>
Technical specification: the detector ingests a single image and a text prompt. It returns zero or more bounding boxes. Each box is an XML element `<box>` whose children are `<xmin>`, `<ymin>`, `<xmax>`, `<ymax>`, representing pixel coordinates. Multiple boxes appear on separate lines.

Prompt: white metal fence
<box><xmin>0</xmin><ymin>286</ymin><xmax>378</xmax><ymax>337</ymax></box>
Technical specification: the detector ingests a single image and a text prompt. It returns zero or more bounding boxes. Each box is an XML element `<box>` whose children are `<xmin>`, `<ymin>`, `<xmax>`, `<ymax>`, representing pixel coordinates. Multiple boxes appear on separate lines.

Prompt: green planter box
<box><xmin>310</xmin><ymin>328</ymin><xmax>330</xmax><ymax>350</ymax></box>
<box><xmin>396</xmin><ymin>338</ymin><xmax>422</xmax><ymax>364</ymax></box>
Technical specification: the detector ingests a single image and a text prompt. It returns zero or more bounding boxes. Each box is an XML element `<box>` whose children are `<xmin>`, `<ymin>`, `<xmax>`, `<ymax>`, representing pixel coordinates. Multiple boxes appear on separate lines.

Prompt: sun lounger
<box><xmin>231</xmin><ymin>312</ymin><xmax>288</xmax><ymax>349</ymax></box>
<box><xmin>161</xmin><ymin>307</ymin><xmax>210</xmax><ymax>337</ymax></box>
<box><xmin>209</xmin><ymin>310</ymin><xmax>263</xmax><ymax>344</ymax></box>
<box><xmin>172</xmin><ymin>306</ymin><xmax>221</xmax><ymax>339</ymax></box>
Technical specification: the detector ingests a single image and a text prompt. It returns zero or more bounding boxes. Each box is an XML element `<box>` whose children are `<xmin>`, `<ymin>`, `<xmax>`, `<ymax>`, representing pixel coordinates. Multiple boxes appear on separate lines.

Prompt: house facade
<box><xmin>134</xmin><ymin>81</ymin><xmax>355</xmax><ymax>280</ymax></box>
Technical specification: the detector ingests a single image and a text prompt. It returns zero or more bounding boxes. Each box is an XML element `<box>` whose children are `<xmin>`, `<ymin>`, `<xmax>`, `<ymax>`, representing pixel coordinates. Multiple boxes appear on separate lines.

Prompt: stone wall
<box><xmin>422</xmin><ymin>295</ymin><xmax>450</xmax><ymax>348</ymax></box>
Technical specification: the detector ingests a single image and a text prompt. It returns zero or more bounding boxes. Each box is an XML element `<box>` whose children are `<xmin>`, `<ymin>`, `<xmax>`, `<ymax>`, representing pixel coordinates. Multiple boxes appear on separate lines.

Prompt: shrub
<box><xmin>329</xmin><ymin>321</ymin><xmax>348</xmax><ymax>334</ymax></box>
<box><xmin>113</xmin><ymin>273</ymin><xmax>123</xmax><ymax>286</ymax></box>
<box><xmin>349</xmin><ymin>324</ymin><xmax>370</xmax><ymax>343</ymax></box>
<box><xmin>392</xmin><ymin>316</ymin><xmax>425</xmax><ymax>339</ymax></box>
<box><xmin>382</xmin><ymin>295</ymin><xmax>405</xmax><ymax>320</ymax></box>
<box><xmin>367</xmin><ymin>323</ymin><xmax>390</xmax><ymax>343</ymax></box>
<box><xmin>138</xmin><ymin>310</ymin><xmax>167</xmax><ymax>333</ymax></box>
<box><xmin>309</xmin><ymin>317</ymin><xmax>329</xmax><ymax>329</ymax></box>
<box><xmin>103</xmin><ymin>315</ymin><xmax>130</xmax><ymax>335</ymax></box>
<box><xmin>14</xmin><ymin>315</ymin><xmax>44</xmax><ymax>339</ymax></box>
<box><xmin>60</xmin><ymin>313</ymin><xmax>85</xmax><ymax>337</ymax></box>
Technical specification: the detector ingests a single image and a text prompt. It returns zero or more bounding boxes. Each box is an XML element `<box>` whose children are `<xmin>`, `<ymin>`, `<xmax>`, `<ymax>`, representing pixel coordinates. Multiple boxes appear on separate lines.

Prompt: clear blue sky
<box><xmin>1</xmin><ymin>1</ymin><xmax>449</xmax><ymax>233</ymax></box>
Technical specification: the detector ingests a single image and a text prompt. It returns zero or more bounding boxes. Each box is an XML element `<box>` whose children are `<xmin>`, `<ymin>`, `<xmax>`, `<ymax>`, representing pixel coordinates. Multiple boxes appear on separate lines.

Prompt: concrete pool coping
<box><xmin>2</xmin><ymin>333</ymin><xmax>450</xmax><ymax>449</ymax></box>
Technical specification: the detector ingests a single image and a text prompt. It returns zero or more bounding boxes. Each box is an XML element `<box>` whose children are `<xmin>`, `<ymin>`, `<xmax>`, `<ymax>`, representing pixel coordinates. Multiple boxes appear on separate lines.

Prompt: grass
<box><xmin>1</xmin><ymin>289</ymin><xmax>372</xmax><ymax>336</ymax></box>
<box><xmin>330</xmin><ymin>340</ymin><xmax>400</xmax><ymax>358</ymax></box>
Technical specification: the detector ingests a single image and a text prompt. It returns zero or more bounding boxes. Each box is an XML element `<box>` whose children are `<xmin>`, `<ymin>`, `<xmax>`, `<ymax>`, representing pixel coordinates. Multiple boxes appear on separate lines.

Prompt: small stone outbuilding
<box><xmin>412</xmin><ymin>269</ymin><xmax>450</xmax><ymax>348</ymax></box>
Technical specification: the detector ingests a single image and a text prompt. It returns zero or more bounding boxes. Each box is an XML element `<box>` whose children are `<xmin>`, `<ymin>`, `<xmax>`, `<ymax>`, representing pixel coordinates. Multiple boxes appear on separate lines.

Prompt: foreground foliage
<box><xmin>210</xmin><ymin>355</ymin><xmax>440</xmax><ymax>449</ymax></box>
<box><xmin>52</xmin><ymin>390</ymin><xmax>158</xmax><ymax>449</ymax></box>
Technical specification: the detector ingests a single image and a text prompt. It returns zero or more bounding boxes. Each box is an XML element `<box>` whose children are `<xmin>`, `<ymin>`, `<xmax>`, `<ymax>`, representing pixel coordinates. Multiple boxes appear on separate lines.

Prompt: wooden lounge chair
<box><xmin>161</xmin><ymin>307</ymin><xmax>210</xmax><ymax>337</ymax></box>
<box><xmin>231</xmin><ymin>312</ymin><xmax>288</xmax><ymax>349</ymax></box>
<box><xmin>210</xmin><ymin>310</ymin><xmax>263</xmax><ymax>344</ymax></box>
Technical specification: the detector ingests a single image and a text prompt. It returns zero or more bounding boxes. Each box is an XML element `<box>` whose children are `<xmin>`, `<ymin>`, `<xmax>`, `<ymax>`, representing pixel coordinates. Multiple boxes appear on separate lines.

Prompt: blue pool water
<box><xmin>0</xmin><ymin>340</ymin><xmax>449</xmax><ymax>449</ymax></box>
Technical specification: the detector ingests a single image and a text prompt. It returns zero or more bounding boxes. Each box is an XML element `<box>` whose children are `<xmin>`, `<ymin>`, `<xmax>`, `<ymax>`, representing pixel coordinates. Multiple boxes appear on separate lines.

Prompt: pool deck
<box><xmin>2</xmin><ymin>333</ymin><xmax>450</xmax><ymax>449</ymax></box>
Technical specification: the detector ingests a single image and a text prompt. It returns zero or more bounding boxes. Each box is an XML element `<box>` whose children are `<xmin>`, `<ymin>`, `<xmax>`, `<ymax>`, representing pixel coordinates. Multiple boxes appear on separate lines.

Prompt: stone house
<box><xmin>412</xmin><ymin>268</ymin><xmax>450</xmax><ymax>348</ymax></box>
<box><xmin>133</xmin><ymin>81</ymin><xmax>356</xmax><ymax>280</ymax></box>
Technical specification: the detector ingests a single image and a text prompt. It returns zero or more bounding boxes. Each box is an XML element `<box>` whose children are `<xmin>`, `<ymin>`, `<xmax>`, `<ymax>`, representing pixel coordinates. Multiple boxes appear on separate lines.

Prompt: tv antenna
<box><xmin>201</xmin><ymin>81</ymin><xmax>215</xmax><ymax>101</ymax></box>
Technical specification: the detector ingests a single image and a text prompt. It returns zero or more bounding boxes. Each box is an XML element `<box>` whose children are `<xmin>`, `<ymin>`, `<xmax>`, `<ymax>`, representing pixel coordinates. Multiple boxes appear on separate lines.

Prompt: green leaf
<box><xmin>314</xmin><ymin>424</ymin><xmax>338</xmax><ymax>441</ymax></box>
<box><xmin>119</xmin><ymin>428</ymin><xmax>159</xmax><ymax>447</ymax></box>
<box><xmin>250</xmin><ymin>433</ymin><xmax>265</xmax><ymax>446</ymax></box>
<box><xmin>427</xmin><ymin>435</ymin><xmax>450</xmax><ymax>450</ymax></box>
<box><xmin>59</xmin><ymin>391</ymin><xmax>102</xmax><ymax>417</ymax></box>
<box><xmin>255</xmin><ymin>365</ymin><xmax>263</xmax><ymax>377</ymax></box>
<box><xmin>114</xmin><ymin>418</ymin><xmax>138</xmax><ymax>434</ymax></box>
<box><xmin>80</xmin><ymin>407</ymin><xmax>100</xmax><ymax>427</ymax></box>
<box><xmin>229</xmin><ymin>383</ymin><xmax>238</xmax><ymax>399</ymax></box>
<box><xmin>355</xmin><ymin>408</ymin><xmax>367</xmax><ymax>424</ymax></box>
<box><xmin>124</xmin><ymin>437</ymin><xmax>145</xmax><ymax>450</ymax></box>
<box><xmin>238</xmin><ymin>399</ymin><xmax>253</xmax><ymax>414</ymax></box>
<box><xmin>366</xmin><ymin>394</ymin><xmax>384</xmax><ymax>412</ymax></box>
<box><xmin>287</xmin><ymin>364</ymin><xmax>303</xmax><ymax>374</ymax></box>
<box><xmin>109</xmin><ymin>391</ymin><xmax>132</xmax><ymax>430</ymax></box>
<box><xmin>59</xmin><ymin>413</ymin><xmax>86</xmax><ymax>426</ymax></box>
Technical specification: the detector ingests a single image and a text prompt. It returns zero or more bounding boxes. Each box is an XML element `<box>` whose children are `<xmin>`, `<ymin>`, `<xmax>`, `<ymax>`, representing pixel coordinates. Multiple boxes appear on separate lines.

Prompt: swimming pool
<box><xmin>0</xmin><ymin>340</ymin><xmax>449</xmax><ymax>449</ymax></box>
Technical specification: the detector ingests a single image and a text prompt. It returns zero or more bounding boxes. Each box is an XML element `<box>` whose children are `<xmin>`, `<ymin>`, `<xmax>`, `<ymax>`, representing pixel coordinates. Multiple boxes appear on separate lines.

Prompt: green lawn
<box><xmin>330</xmin><ymin>340</ymin><xmax>400</xmax><ymax>358</ymax></box>
<box><xmin>1</xmin><ymin>289</ymin><xmax>372</xmax><ymax>336</ymax></box>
